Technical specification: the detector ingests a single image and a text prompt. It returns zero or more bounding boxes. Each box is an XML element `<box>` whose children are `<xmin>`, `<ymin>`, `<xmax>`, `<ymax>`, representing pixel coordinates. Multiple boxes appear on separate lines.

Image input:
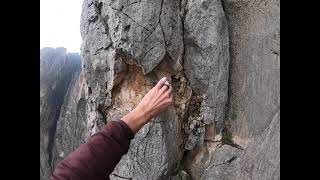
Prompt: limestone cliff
<box><xmin>40</xmin><ymin>0</ymin><xmax>280</xmax><ymax>179</ymax></box>
<box><xmin>40</xmin><ymin>47</ymin><xmax>81</xmax><ymax>180</ymax></box>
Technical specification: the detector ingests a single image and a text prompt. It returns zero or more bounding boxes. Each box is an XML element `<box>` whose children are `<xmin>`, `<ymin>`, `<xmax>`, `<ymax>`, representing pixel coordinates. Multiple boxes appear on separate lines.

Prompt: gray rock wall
<box><xmin>40</xmin><ymin>0</ymin><xmax>280</xmax><ymax>179</ymax></box>
<box><xmin>225</xmin><ymin>0</ymin><xmax>280</xmax><ymax>141</ymax></box>
<box><xmin>80</xmin><ymin>0</ymin><xmax>230</xmax><ymax>179</ymax></box>
<box><xmin>224</xmin><ymin>0</ymin><xmax>280</xmax><ymax>178</ymax></box>
<box><xmin>184</xmin><ymin>0</ymin><xmax>280</xmax><ymax>179</ymax></box>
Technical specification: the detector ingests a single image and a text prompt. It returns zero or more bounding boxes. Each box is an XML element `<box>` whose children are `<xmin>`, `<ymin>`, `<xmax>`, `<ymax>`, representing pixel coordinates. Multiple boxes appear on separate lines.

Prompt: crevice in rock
<box><xmin>178</xmin><ymin>1</ymin><xmax>201</xmax><ymax>151</ymax></box>
<box><xmin>109</xmin><ymin>1</ymin><xmax>168</xmax><ymax>50</ymax></box>
<box><xmin>183</xmin><ymin>93</ymin><xmax>206</xmax><ymax>150</ymax></box>
<box><xmin>110</xmin><ymin>6</ymin><xmax>151</xmax><ymax>33</ymax></box>
<box><xmin>221</xmin><ymin>126</ymin><xmax>244</xmax><ymax>150</ymax></box>
<box><xmin>88</xmin><ymin>87</ymin><xmax>92</xmax><ymax>94</ymax></box>
<box><xmin>109</xmin><ymin>0</ymin><xmax>142</xmax><ymax>12</ymax></box>
<box><xmin>163</xmin><ymin>0</ymin><xmax>195</xmax><ymax>177</ymax></box>
<box><xmin>139</xmin><ymin>44</ymin><xmax>158</xmax><ymax>62</ymax></box>
<box><xmin>101</xmin><ymin>15</ymin><xmax>110</xmax><ymax>34</ymax></box>
<box><xmin>93</xmin><ymin>44</ymin><xmax>113</xmax><ymax>55</ymax></box>
<box><xmin>94</xmin><ymin>1</ymin><xmax>103</xmax><ymax>15</ymax></box>
<box><xmin>97</xmin><ymin>103</ymin><xmax>108</xmax><ymax>124</ymax></box>
<box><xmin>111</xmin><ymin>173</ymin><xmax>133</xmax><ymax>179</ymax></box>
<box><xmin>141</xmin><ymin>0</ymin><xmax>165</xmax><ymax>44</ymax></box>
<box><xmin>125</xmin><ymin>0</ymin><xmax>142</xmax><ymax>8</ymax></box>
<box><xmin>220</xmin><ymin>0</ymin><xmax>226</xmax><ymax>13</ymax></box>
<box><xmin>169</xmin><ymin>148</ymin><xmax>190</xmax><ymax>178</ymax></box>
<box><xmin>180</xmin><ymin>0</ymin><xmax>187</xmax><ymax>67</ymax></box>
<box><xmin>211</xmin><ymin>155</ymin><xmax>237</xmax><ymax>167</ymax></box>
<box><xmin>158</xmin><ymin>0</ymin><xmax>169</xmax><ymax>51</ymax></box>
<box><xmin>89</xmin><ymin>0</ymin><xmax>103</xmax><ymax>23</ymax></box>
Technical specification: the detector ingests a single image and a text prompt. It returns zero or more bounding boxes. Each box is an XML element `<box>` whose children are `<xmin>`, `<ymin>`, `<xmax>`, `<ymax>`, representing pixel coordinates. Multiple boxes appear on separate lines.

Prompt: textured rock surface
<box><xmin>80</xmin><ymin>0</ymin><xmax>229</xmax><ymax>179</ymax></box>
<box><xmin>184</xmin><ymin>0</ymin><xmax>280</xmax><ymax>179</ymax></box>
<box><xmin>184</xmin><ymin>111</ymin><xmax>279</xmax><ymax>179</ymax></box>
<box><xmin>183</xmin><ymin>0</ymin><xmax>230</xmax><ymax>126</ymax></box>
<box><xmin>224</xmin><ymin>111</ymin><xmax>280</xmax><ymax>180</ymax></box>
<box><xmin>223</xmin><ymin>0</ymin><xmax>280</xmax><ymax>177</ymax></box>
<box><xmin>40</xmin><ymin>47</ymin><xmax>80</xmax><ymax>180</ymax></box>
<box><xmin>51</xmin><ymin>70</ymin><xmax>87</xmax><ymax>169</ymax></box>
<box><xmin>183</xmin><ymin>0</ymin><xmax>230</xmax><ymax>150</ymax></box>
<box><xmin>225</xmin><ymin>0</ymin><xmax>280</xmax><ymax>140</ymax></box>
<box><xmin>40</xmin><ymin>0</ymin><xmax>280</xmax><ymax>179</ymax></box>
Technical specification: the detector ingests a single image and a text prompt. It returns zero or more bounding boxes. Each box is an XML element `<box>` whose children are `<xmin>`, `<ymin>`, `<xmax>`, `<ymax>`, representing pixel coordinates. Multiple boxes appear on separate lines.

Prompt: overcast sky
<box><xmin>40</xmin><ymin>0</ymin><xmax>83</xmax><ymax>53</ymax></box>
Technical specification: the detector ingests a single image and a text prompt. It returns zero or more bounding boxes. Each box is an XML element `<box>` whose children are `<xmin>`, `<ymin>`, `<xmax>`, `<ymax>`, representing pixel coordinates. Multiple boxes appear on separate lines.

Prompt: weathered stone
<box><xmin>223</xmin><ymin>0</ymin><xmax>280</xmax><ymax>178</ymax></box>
<box><xmin>183</xmin><ymin>0</ymin><xmax>230</xmax><ymax>149</ymax></box>
<box><xmin>224</xmin><ymin>110</ymin><xmax>280</xmax><ymax>180</ymax></box>
<box><xmin>79</xmin><ymin>0</ymin><xmax>230</xmax><ymax>178</ymax></box>
<box><xmin>184</xmin><ymin>0</ymin><xmax>280</xmax><ymax>179</ymax></box>
<box><xmin>40</xmin><ymin>48</ymin><xmax>80</xmax><ymax>180</ymax></box>
<box><xmin>40</xmin><ymin>0</ymin><xmax>280</xmax><ymax>179</ymax></box>
<box><xmin>186</xmin><ymin>110</ymin><xmax>279</xmax><ymax>180</ymax></box>
<box><xmin>183</xmin><ymin>0</ymin><xmax>230</xmax><ymax>130</ymax></box>
<box><xmin>225</xmin><ymin>0</ymin><xmax>280</xmax><ymax>140</ymax></box>
<box><xmin>51</xmin><ymin>71</ymin><xmax>87</xmax><ymax>169</ymax></box>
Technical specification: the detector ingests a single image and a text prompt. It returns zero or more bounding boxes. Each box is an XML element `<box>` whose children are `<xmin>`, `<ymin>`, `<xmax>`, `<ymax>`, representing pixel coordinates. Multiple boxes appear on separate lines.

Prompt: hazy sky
<box><xmin>40</xmin><ymin>0</ymin><xmax>83</xmax><ymax>53</ymax></box>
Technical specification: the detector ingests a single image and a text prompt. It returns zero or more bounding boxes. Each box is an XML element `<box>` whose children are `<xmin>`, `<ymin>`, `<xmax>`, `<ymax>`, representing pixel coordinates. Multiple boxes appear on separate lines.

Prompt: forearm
<box><xmin>50</xmin><ymin>77</ymin><xmax>172</xmax><ymax>179</ymax></box>
<box><xmin>51</xmin><ymin>120</ymin><xmax>134</xmax><ymax>180</ymax></box>
<box><xmin>121</xmin><ymin>108</ymin><xmax>150</xmax><ymax>134</ymax></box>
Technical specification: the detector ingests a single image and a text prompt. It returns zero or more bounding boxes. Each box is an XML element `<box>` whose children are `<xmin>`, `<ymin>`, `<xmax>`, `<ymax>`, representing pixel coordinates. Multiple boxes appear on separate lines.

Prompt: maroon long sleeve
<box><xmin>50</xmin><ymin>120</ymin><xmax>134</xmax><ymax>180</ymax></box>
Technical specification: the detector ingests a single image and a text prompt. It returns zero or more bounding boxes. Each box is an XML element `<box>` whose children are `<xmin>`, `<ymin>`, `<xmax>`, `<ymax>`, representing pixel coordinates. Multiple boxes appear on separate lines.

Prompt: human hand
<box><xmin>136</xmin><ymin>77</ymin><xmax>173</xmax><ymax>121</ymax></box>
<box><xmin>121</xmin><ymin>77</ymin><xmax>173</xmax><ymax>133</ymax></box>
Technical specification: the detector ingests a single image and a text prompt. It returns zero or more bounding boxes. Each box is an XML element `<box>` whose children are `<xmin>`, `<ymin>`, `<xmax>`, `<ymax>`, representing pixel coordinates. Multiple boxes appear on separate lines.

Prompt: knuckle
<box><xmin>161</xmin><ymin>87</ymin><xmax>168</xmax><ymax>93</ymax></box>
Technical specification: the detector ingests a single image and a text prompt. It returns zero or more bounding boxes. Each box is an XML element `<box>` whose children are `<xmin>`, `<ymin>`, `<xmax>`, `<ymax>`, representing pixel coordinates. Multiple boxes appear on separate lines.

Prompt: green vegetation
<box><xmin>222</xmin><ymin>128</ymin><xmax>233</xmax><ymax>144</ymax></box>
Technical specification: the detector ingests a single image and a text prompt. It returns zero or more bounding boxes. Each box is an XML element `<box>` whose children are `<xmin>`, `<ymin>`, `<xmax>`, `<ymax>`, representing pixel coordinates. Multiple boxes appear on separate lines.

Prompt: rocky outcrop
<box><xmin>40</xmin><ymin>0</ymin><xmax>280</xmax><ymax>179</ymax></box>
<box><xmin>183</xmin><ymin>0</ymin><xmax>280</xmax><ymax>179</ymax></box>
<box><xmin>224</xmin><ymin>0</ymin><xmax>280</xmax><ymax>178</ymax></box>
<box><xmin>51</xmin><ymin>70</ymin><xmax>87</xmax><ymax>169</ymax></box>
<box><xmin>80</xmin><ymin>0</ymin><xmax>229</xmax><ymax>179</ymax></box>
<box><xmin>40</xmin><ymin>47</ymin><xmax>80</xmax><ymax>180</ymax></box>
<box><xmin>184</xmin><ymin>111</ymin><xmax>279</xmax><ymax>179</ymax></box>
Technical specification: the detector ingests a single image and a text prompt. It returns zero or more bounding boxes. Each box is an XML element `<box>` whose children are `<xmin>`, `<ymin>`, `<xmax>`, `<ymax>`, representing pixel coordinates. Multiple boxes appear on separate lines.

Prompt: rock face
<box><xmin>40</xmin><ymin>0</ymin><xmax>280</xmax><ymax>179</ymax></box>
<box><xmin>51</xmin><ymin>70</ymin><xmax>88</xmax><ymax>169</ymax></box>
<box><xmin>183</xmin><ymin>0</ymin><xmax>280</xmax><ymax>179</ymax></box>
<box><xmin>40</xmin><ymin>47</ymin><xmax>81</xmax><ymax>180</ymax></box>
<box><xmin>80</xmin><ymin>0</ymin><xmax>230</xmax><ymax>179</ymax></box>
<box><xmin>224</xmin><ymin>0</ymin><xmax>280</xmax><ymax>178</ymax></box>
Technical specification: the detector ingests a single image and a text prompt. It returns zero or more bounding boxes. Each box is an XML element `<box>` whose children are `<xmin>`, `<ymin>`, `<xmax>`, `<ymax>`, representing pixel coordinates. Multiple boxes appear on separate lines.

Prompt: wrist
<box><xmin>121</xmin><ymin>107</ymin><xmax>150</xmax><ymax>134</ymax></box>
<box><xmin>134</xmin><ymin>105</ymin><xmax>152</xmax><ymax>123</ymax></box>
